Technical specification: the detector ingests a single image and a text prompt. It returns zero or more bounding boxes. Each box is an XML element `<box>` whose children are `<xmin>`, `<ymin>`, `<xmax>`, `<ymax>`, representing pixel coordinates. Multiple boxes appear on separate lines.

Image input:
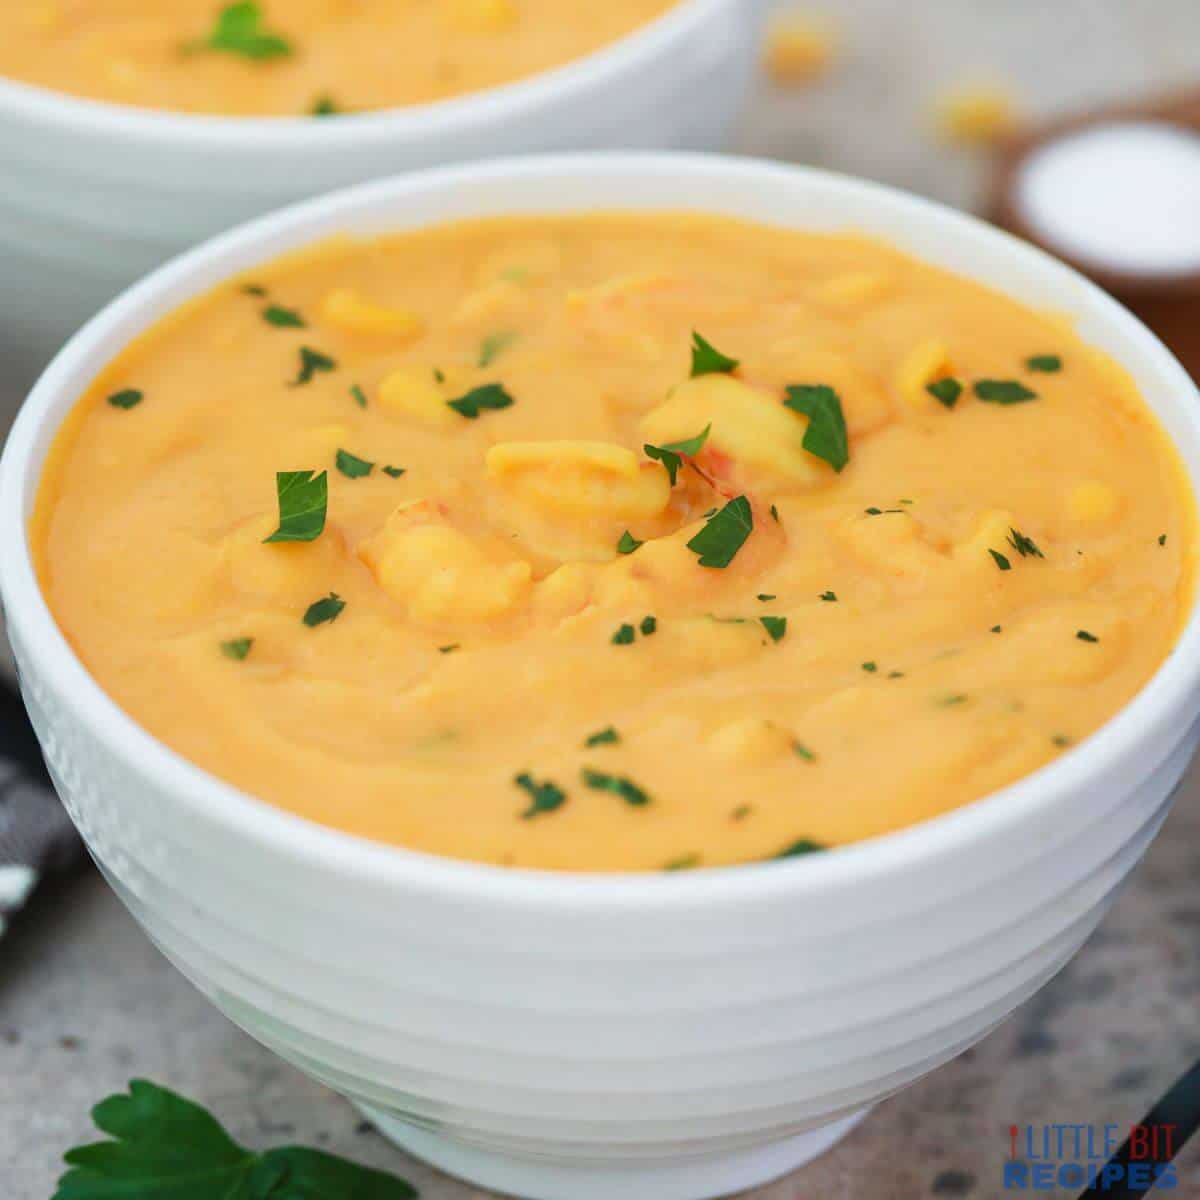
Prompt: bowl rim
<box><xmin>5</xmin><ymin>151</ymin><xmax>1200</xmax><ymax>910</ymax></box>
<box><xmin>0</xmin><ymin>0</ymin><xmax>733</xmax><ymax>149</ymax></box>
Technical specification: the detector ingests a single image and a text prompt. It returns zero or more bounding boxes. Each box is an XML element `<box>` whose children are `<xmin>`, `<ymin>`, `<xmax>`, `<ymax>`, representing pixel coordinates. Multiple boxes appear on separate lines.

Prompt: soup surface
<box><xmin>5</xmin><ymin>1</ymin><xmax>677</xmax><ymax>116</ymax></box>
<box><xmin>34</xmin><ymin>214</ymin><xmax>1195</xmax><ymax>871</ymax></box>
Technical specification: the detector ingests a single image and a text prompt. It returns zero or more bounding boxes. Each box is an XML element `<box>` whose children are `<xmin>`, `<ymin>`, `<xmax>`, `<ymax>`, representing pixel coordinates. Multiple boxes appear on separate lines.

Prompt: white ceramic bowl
<box><xmin>4</xmin><ymin>155</ymin><xmax>1200</xmax><ymax>1200</ymax></box>
<box><xmin>0</xmin><ymin>0</ymin><xmax>755</xmax><ymax>403</ymax></box>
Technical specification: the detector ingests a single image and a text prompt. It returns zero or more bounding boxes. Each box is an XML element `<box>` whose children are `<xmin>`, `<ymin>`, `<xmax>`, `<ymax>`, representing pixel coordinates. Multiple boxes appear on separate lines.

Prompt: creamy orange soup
<box><xmin>5</xmin><ymin>1</ymin><xmax>677</xmax><ymax>116</ymax></box>
<box><xmin>33</xmin><ymin>214</ymin><xmax>1195</xmax><ymax>871</ymax></box>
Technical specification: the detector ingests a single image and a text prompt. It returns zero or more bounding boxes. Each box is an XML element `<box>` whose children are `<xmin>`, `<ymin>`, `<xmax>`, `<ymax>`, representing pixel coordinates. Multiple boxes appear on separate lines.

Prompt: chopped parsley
<box><xmin>690</xmin><ymin>331</ymin><xmax>740</xmax><ymax>377</ymax></box>
<box><xmin>107</xmin><ymin>389</ymin><xmax>143</xmax><ymax>410</ymax></box>
<box><xmin>1007</xmin><ymin>528</ymin><xmax>1044</xmax><ymax>558</ymax></box>
<box><xmin>760</xmin><ymin>616</ymin><xmax>788</xmax><ymax>642</ymax></box>
<box><xmin>888</xmin><ymin>670</ymin><xmax>905</xmax><ymax>679</ymax></box>
<box><xmin>335</xmin><ymin>449</ymin><xmax>373</xmax><ymax>479</ymax></box>
<box><xmin>820</xmin><ymin>591</ymin><xmax>838</xmax><ymax>602</ymax></box>
<box><xmin>665</xmin><ymin>854</ymin><xmax>701</xmax><ymax>872</ymax></box>
<box><xmin>478</xmin><ymin>331</ymin><xmax>518</xmax><ymax>368</ymax></box>
<box><xmin>865</xmin><ymin>507</ymin><xmax>883</xmax><ymax>516</ymax></box>
<box><xmin>686</xmin><ymin>495</ymin><xmax>753</xmax><ymax>568</ymax></box>
<box><xmin>263</xmin><ymin>470</ymin><xmax>327</xmax><ymax>543</ymax></box>
<box><xmin>220</xmin><ymin>637</ymin><xmax>253</xmax><ymax>661</ymax></box>
<box><xmin>989</xmin><ymin>549</ymin><xmax>1012</xmax><ymax>571</ymax></box>
<box><xmin>774</xmin><ymin>839</ymin><xmax>826</xmax><ymax>859</ymax></box>
<box><xmin>447</xmin><ymin>383</ymin><xmax>514</xmax><ymax>419</ymax></box>
<box><xmin>585</xmin><ymin>727</ymin><xmax>620</xmax><ymax>748</ymax></box>
<box><xmin>793</xmin><ymin>741</ymin><xmax>816</xmax><ymax>762</ymax></box>
<box><xmin>974</xmin><ymin>379</ymin><xmax>1037</xmax><ymax>405</ymax></box>
<box><xmin>438</xmin><ymin>644</ymin><xmax>460</xmax><ymax>655</ymax></box>
<box><xmin>291</xmin><ymin>346</ymin><xmax>337</xmax><ymax>387</ymax></box>
<box><xmin>617</xmin><ymin>531</ymin><xmax>643</xmax><ymax>555</ymax></box>
<box><xmin>644</xmin><ymin>424</ymin><xmax>711</xmax><ymax>486</ymax></box>
<box><xmin>381</xmin><ymin>465</ymin><xmax>406</xmax><ymax>478</ymax></box>
<box><xmin>350</xmin><ymin>384</ymin><xmax>368</xmax><ymax>408</ymax></box>
<box><xmin>1026</xmin><ymin>354</ymin><xmax>1063</xmax><ymax>374</ymax></box>
<box><xmin>731</xmin><ymin>804</ymin><xmax>753</xmax><ymax>821</ymax></box>
<box><xmin>612</xmin><ymin>623</ymin><xmax>636</xmax><ymax>645</ymax></box>
<box><xmin>770</xmin><ymin>504</ymin><xmax>780</xmax><ymax>523</ymax></box>
<box><xmin>186</xmin><ymin>2</ymin><xmax>293</xmax><ymax>60</ymax></box>
<box><xmin>862</xmin><ymin>661</ymin><xmax>878</xmax><ymax>673</ymax></box>
<box><xmin>263</xmin><ymin>304</ymin><xmax>304</xmax><ymax>328</ymax></box>
<box><xmin>581</xmin><ymin>767</ymin><xmax>650</xmax><ymax>807</ymax></box>
<box><xmin>640</xmin><ymin>615</ymin><xmax>658</xmax><ymax>637</ymax></box>
<box><xmin>938</xmin><ymin>694</ymin><xmax>969</xmax><ymax>707</ymax></box>
<box><xmin>1159</xmin><ymin>534</ymin><xmax>1168</xmax><ymax>547</ymax></box>
<box><xmin>302</xmin><ymin>592</ymin><xmax>345</xmax><ymax>628</ymax></box>
<box><xmin>241</xmin><ymin>283</ymin><xmax>267</xmax><ymax>297</ymax></box>
<box><xmin>515</xmin><ymin>772</ymin><xmax>566</xmax><ymax>820</ymax></box>
<box><xmin>757</xmin><ymin>593</ymin><xmax>777</xmax><ymax>602</ymax></box>
<box><xmin>927</xmin><ymin>377</ymin><xmax>963</xmax><ymax>408</ymax></box>
<box><xmin>311</xmin><ymin>94</ymin><xmax>340</xmax><ymax>116</ymax></box>
<box><xmin>1052</xmin><ymin>734</ymin><xmax>1073</xmax><ymax>748</ymax></box>
<box><xmin>784</xmin><ymin>384</ymin><xmax>850</xmax><ymax>472</ymax></box>
<box><xmin>991</xmin><ymin>624</ymin><xmax>1003</xmax><ymax>633</ymax></box>
<box><xmin>1076</xmin><ymin>629</ymin><xmax>1099</xmax><ymax>643</ymax></box>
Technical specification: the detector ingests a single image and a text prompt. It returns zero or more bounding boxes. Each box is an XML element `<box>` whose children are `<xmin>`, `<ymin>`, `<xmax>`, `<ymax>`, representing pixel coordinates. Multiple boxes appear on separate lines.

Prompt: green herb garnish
<box><xmin>644</xmin><ymin>424</ymin><xmax>711</xmax><ymax>486</ymax></box>
<box><xmin>991</xmin><ymin>625</ymin><xmax>1003</xmax><ymax>633</ymax></box>
<box><xmin>350</xmin><ymin>384</ymin><xmax>368</xmax><ymax>408</ymax></box>
<box><xmin>1026</xmin><ymin>355</ymin><xmax>1062</xmax><ymax>374</ymax></box>
<box><xmin>783</xmin><ymin>384</ymin><xmax>850</xmax><ymax>472</ymax></box>
<box><xmin>1008</xmin><ymin>528</ymin><xmax>1044</xmax><ymax>558</ymax></box>
<box><xmin>617</xmin><ymin>531</ymin><xmax>643</xmax><ymax>555</ymax></box>
<box><xmin>302</xmin><ymin>593</ymin><xmax>344</xmax><ymax>628</ymax></box>
<box><xmin>264</xmin><ymin>470</ymin><xmax>326</xmax><ymax>543</ymax></box>
<box><xmin>760</xmin><ymin>616</ymin><xmax>787</xmax><ymax>642</ymax></box>
<box><xmin>581</xmin><ymin>767</ymin><xmax>650</xmax><ymax>807</ymax></box>
<box><xmin>447</xmin><ymin>383</ymin><xmax>514</xmax><ymax>419</ymax></box>
<box><xmin>241</xmin><ymin>284</ymin><xmax>267</xmax><ymax>297</ymax></box>
<box><xmin>686</xmin><ymin>495</ymin><xmax>753</xmax><ymax>569</ymax></box>
<box><xmin>612</xmin><ymin>623</ymin><xmax>636</xmax><ymax>645</ymax></box>
<box><xmin>516</xmin><ymin>772</ymin><xmax>566</xmax><ymax>820</ymax></box>
<box><xmin>1052</xmin><ymin>734</ymin><xmax>1072</xmax><ymax>748</ymax></box>
<box><xmin>49</xmin><ymin>1080</ymin><xmax>415</xmax><ymax>1200</ymax></box>
<box><xmin>585</xmin><ymin>727</ymin><xmax>620</xmax><ymax>748</ymax></box>
<box><xmin>862</xmin><ymin>661</ymin><xmax>878</xmax><ymax>673</ymax></box>
<box><xmin>478</xmin><ymin>331</ymin><xmax>518</xmax><ymax>368</ymax></box>
<box><xmin>220</xmin><ymin>638</ymin><xmax>253</xmax><ymax>661</ymax></box>
<box><xmin>311</xmin><ymin>94</ymin><xmax>339</xmax><ymax>116</ymax></box>
<box><xmin>865</xmin><ymin>507</ymin><xmax>883</xmax><ymax>516</ymax></box>
<box><xmin>732</xmin><ymin>804</ymin><xmax>753</xmax><ymax>821</ymax></box>
<box><xmin>382</xmin><ymin>465</ymin><xmax>406</xmax><ymax>478</ymax></box>
<box><xmin>1076</xmin><ymin>629</ymin><xmax>1099</xmax><ymax>643</ymax></box>
<box><xmin>774</xmin><ymin>839</ymin><xmax>826</xmax><ymax>859</ymax></box>
<box><xmin>335</xmin><ymin>449</ymin><xmax>373</xmax><ymax>479</ymax></box>
<box><xmin>263</xmin><ymin>304</ymin><xmax>304</xmax><ymax>328</ymax></box>
<box><xmin>819</xmin><ymin>591</ymin><xmax>838</xmax><ymax>602</ymax></box>
<box><xmin>1159</xmin><ymin>534</ymin><xmax>1168</xmax><ymax>547</ymax></box>
<box><xmin>938</xmin><ymin>694</ymin><xmax>969</xmax><ymax>707</ymax></box>
<box><xmin>438</xmin><ymin>644</ymin><xmax>460</xmax><ymax>655</ymax></box>
<box><xmin>974</xmin><ymin>379</ymin><xmax>1037</xmax><ymax>405</ymax></box>
<box><xmin>770</xmin><ymin>504</ymin><xmax>780</xmax><ymax>523</ymax></box>
<box><xmin>640</xmin><ymin>615</ymin><xmax>658</xmax><ymax>637</ymax></box>
<box><xmin>665</xmin><ymin>854</ymin><xmax>701</xmax><ymax>872</ymax></box>
<box><xmin>793</xmin><ymin>742</ymin><xmax>816</xmax><ymax>762</ymax></box>
<box><xmin>186</xmin><ymin>2</ymin><xmax>293</xmax><ymax>61</ymax></box>
<box><xmin>989</xmin><ymin>549</ymin><xmax>1012</xmax><ymax>571</ymax></box>
<box><xmin>757</xmin><ymin>593</ymin><xmax>776</xmax><ymax>602</ymax></box>
<box><xmin>291</xmin><ymin>346</ymin><xmax>337</xmax><ymax>387</ymax></box>
<box><xmin>927</xmin><ymin>377</ymin><xmax>963</xmax><ymax>408</ymax></box>
<box><xmin>107</xmin><ymin>389</ymin><xmax>143</xmax><ymax>410</ymax></box>
<box><xmin>690</xmin><ymin>331</ymin><xmax>739</xmax><ymax>377</ymax></box>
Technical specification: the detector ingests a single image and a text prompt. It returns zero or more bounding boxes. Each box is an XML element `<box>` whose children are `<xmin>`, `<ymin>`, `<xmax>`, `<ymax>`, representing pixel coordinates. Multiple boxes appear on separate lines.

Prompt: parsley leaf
<box><xmin>640</xmin><ymin>615</ymin><xmax>658</xmax><ymax>636</ymax></box>
<box><xmin>819</xmin><ymin>590</ymin><xmax>838</xmax><ymax>602</ymax></box>
<box><xmin>51</xmin><ymin>1079</ymin><xmax>416</xmax><ymax>1200</ymax></box>
<box><xmin>291</xmin><ymin>346</ymin><xmax>337</xmax><ymax>387</ymax></box>
<box><xmin>447</xmin><ymin>383</ymin><xmax>514</xmax><ymax>419</ymax></box>
<box><xmin>350</xmin><ymin>384</ymin><xmax>368</xmax><ymax>408</ymax></box>
<box><xmin>793</xmin><ymin>741</ymin><xmax>816</xmax><ymax>762</ymax></box>
<box><xmin>690</xmin><ymin>331</ymin><xmax>740</xmax><ymax>377</ymax></box>
<box><xmin>644</xmin><ymin>424</ymin><xmax>712</xmax><ymax>486</ymax></box>
<box><xmin>516</xmin><ymin>772</ymin><xmax>566</xmax><ymax>819</ymax></box>
<box><xmin>303</xmin><ymin>593</ymin><xmax>345</xmax><ymax>627</ymax></box>
<box><xmin>220</xmin><ymin>638</ymin><xmax>253</xmax><ymax>661</ymax></box>
<box><xmin>263</xmin><ymin>304</ymin><xmax>304</xmax><ymax>328</ymax></box>
<box><xmin>581</xmin><ymin>767</ymin><xmax>650</xmax><ymax>807</ymax></box>
<box><xmin>107</xmin><ymin>389</ymin><xmax>143</xmax><ymax>410</ymax></box>
<box><xmin>478</xmin><ymin>331</ymin><xmax>518</xmax><ymax>368</ymax></box>
<box><xmin>311</xmin><ymin>94</ymin><xmax>340</xmax><ymax>116</ymax></box>
<box><xmin>1077</xmin><ymin>629</ymin><xmax>1100</xmax><ymax>643</ymax></box>
<box><xmin>975</xmin><ymin>379</ymin><xmax>1037</xmax><ymax>404</ymax></box>
<box><xmin>686</xmin><ymin>495</ymin><xmax>753</xmax><ymax>569</ymax></box>
<box><xmin>926</xmin><ymin>377</ymin><xmax>963</xmax><ymax>408</ymax></box>
<box><xmin>783</xmin><ymin>384</ymin><xmax>850</xmax><ymax>472</ymax></box>
<box><xmin>989</xmin><ymin>548</ymin><xmax>1012</xmax><ymax>571</ymax></box>
<box><xmin>1007</xmin><ymin>527</ymin><xmax>1044</xmax><ymax>558</ymax></box>
<box><xmin>862</xmin><ymin>661</ymin><xmax>877</xmax><ymax>673</ymax></box>
<box><xmin>774</xmin><ymin>838</ymin><xmax>826</xmax><ymax>859</ymax></box>
<box><xmin>617</xmin><ymin>531</ymin><xmax>643</xmax><ymax>555</ymax></box>
<box><xmin>335</xmin><ymin>449</ymin><xmax>374</xmax><ymax>479</ymax></box>
<box><xmin>187</xmin><ymin>2</ymin><xmax>294</xmax><ymax>61</ymax></box>
<box><xmin>381</xmin><ymin>465</ymin><xmax>406</xmax><ymax>478</ymax></box>
<box><xmin>612</xmin><ymin>623</ymin><xmax>636</xmax><ymax>645</ymax></box>
<box><xmin>665</xmin><ymin>854</ymin><xmax>701</xmax><ymax>871</ymax></box>
<box><xmin>585</xmin><ymin>726</ymin><xmax>620</xmax><ymax>748</ymax></box>
<box><xmin>1026</xmin><ymin>354</ymin><xmax>1063</xmax><ymax>374</ymax></box>
<box><xmin>760</xmin><ymin>616</ymin><xmax>787</xmax><ymax>642</ymax></box>
<box><xmin>263</xmin><ymin>470</ymin><xmax>326</xmax><ymax>543</ymax></box>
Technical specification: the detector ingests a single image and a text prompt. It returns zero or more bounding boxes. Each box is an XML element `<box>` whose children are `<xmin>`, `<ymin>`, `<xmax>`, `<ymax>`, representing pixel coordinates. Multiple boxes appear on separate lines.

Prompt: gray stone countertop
<box><xmin>7</xmin><ymin>1</ymin><xmax>1200</xmax><ymax>1196</ymax></box>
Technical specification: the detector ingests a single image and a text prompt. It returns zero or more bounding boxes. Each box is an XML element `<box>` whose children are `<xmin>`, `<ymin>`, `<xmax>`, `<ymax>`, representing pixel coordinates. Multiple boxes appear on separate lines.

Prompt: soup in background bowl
<box><xmin>5</xmin><ymin>156</ymin><xmax>1200</xmax><ymax>1200</ymax></box>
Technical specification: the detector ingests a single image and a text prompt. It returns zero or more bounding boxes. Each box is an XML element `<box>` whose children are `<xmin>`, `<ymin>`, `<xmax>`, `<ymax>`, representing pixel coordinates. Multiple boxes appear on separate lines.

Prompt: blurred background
<box><xmin>7</xmin><ymin>2</ymin><xmax>1200</xmax><ymax>1197</ymax></box>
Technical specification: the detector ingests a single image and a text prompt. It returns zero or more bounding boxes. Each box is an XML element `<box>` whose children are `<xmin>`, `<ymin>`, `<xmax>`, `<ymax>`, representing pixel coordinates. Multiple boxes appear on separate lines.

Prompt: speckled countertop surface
<box><xmin>7</xmin><ymin>2</ymin><xmax>1200</xmax><ymax>1197</ymax></box>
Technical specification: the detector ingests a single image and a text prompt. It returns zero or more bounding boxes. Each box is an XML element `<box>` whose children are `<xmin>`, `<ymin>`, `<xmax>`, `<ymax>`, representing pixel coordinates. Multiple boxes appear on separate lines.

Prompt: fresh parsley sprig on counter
<box><xmin>51</xmin><ymin>1079</ymin><xmax>416</xmax><ymax>1200</ymax></box>
<box><xmin>264</xmin><ymin>470</ymin><xmax>326</xmax><ymax>543</ymax></box>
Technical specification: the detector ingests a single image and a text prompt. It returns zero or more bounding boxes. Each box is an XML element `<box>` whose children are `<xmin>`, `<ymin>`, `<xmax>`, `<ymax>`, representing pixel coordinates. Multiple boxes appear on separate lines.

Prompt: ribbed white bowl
<box><xmin>0</xmin><ymin>0</ymin><xmax>755</xmax><ymax>403</ymax></box>
<box><xmin>4</xmin><ymin>156</ymin><xmax>1200</xmax><ymax>1200</ymax></box>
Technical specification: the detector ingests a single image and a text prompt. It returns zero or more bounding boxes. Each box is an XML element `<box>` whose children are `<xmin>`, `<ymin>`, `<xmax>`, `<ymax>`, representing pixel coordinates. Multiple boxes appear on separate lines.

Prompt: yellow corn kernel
<box><xmin>487</xmin><ymin>441</ymin><xmax>671</xmax><ymax>522</ymax></box>
<box><xmin>378</xmin><ymin>367</ymin><xmax>455</xmax><ymax>428</ymax></box>
<box><xmin>897</xmin><ymin>339</ymin><xmax>954</xmax><ymax>411</ymax></box>
<box><xmin>936</xmin><ymin>84</ymin><xmax>1020</xmax><ymax>147</ymax></box>
<box><xmin>321</xmin><ymin>288</ymin><xmax>424</xmax><ymax>342</ymax></box>
<box><xmin>764</xmin><ymin>13</ymin><xmax>838</xmax><ymax>86</ymax></box>
<box><xmin>443</xmin><ymin>0</ymin><xmax>519</xmax><ymax>32</ymax></box>
<box><xmin>641</xmin><ymin>375</ymin><xmax>827</xmax><ymax>489</ymax></box>
<box><xmin>814</xmin><ymin>271</ymin><xmax>892</xmax><ymax>310</ymax></box>
<box><xmin>955</xmin><ymin>509</ymin><xmax>1020</xmax><ymax>569</ymax></box>
<box><xmin>1067</xmin><ymin>481</ymin><xmax>1122</xmax><ymax>525</ymax></box>
<box><xmin>452</xmin><ymin>279</ymin><xmax>528</xmax><ymax>329</ymax></box>
<box><xmin>709</xmin><ymin>717</ymin><xmax>792</xmax><ymax>764</ymax></box>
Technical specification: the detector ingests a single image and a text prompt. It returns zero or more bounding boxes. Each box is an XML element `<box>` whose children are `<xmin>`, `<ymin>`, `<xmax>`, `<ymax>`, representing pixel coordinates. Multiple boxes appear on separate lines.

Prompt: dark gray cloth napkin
<box><xmin>0</xmin><ymin>677</ymin><xmax>81</xmax><ymax>934</ymax></box>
